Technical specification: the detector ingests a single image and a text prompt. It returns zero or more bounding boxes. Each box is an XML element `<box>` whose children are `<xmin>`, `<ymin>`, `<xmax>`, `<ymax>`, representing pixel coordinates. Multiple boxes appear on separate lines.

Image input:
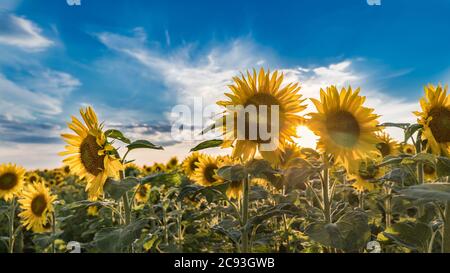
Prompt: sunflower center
<box><xmin>138</xmin><ymin>185</ymin><xmax>148</xmax><ymax>197</ymax></box>
<box><xmin>204</xmin><ymin>164</ymin><xmax>218</xmax><ymax>184</ymax></box>
<box><xmin>80</xmin><ymin>134</ymin><xmax>105</xmax><ymax>176</ymax></box>
<box><xmin>429</xmin><ymin>107</ymin><xmax>450</xmax><ymax>143</ymax></box>
<box><xmin>189</xmin><ymin>158</ymin><xmax>200</xmax><ymax>172</ymax></box>
<box><xmin>326</xmin><ymin>111</ymin><xmax>361</xmax><ymax>147</ymax></box>
<box><xmin>241</xmin><ymin>93</ymin><xmax>282</xmax><ymax>144</ymax></box>
<box><xmin>0</xmin><ymin>172</ymin><xmax>18</xmax><ymax>190</ymax></box>
<box><xmin>423</xmin><ymin>164</ymin><xmax>435</xmax><ymax>175</ymax></box>
<box><xmin>29</xmin><ymin>175</ymin><xmax>38</xmax><ymax>183</ymax></box>
<box><xmin>377</xmin><ymin>142</ymin><xmax>391</xmax><ymax>157</ymax></box>
<box><xmin>31</xmin><ymin>194</ymin><xmax>48</xmax><ymax>216</ymax></box>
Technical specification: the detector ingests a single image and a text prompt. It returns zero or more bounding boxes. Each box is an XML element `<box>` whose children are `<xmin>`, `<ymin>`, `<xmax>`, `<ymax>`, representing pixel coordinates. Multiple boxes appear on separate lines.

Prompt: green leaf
<box><xmin>127</xmin><ymin>140</ymin><xmax>163</xmax><ymax>151</ymax></box>
<box><xmin>401</xmin><ymin>153</ymin><xmax>436</xmax><ymax>165</ymax></box>
<box><xmin>437</xmin><ymin>157</ymin><xmax>450</xmax><ymax>177</ymax></box>
<box><xmin>33</xmin><ymin>231</ymin><xmax>63</xmax><ymax>249</ymax></box>
<box><xmin>141</xmin><ymin>172</ymin><xmax>182</xmax><ymax>187</ymax></box>
<box><xmin>217</xmin><ymin>165</ymin><xmax>247</xmax><ymax>181</ymax></box>
<box><xmin>93</xmin><ymin>219</ymin><xmax>148</xmax><ymax>252</ymax></box>
<box><xmin>382</xmin><ymin>221</ymin><xmax>431</xmax><ymax>252</ymax></box>
<box><xmin>105</xmin><ymin>129</ymin><xmax>131</xmax><ymax>144</ymax></box>
<box><xmin>305</xmin><ymin>209</ymin><xmax>370</xmax><ymax>252</ymax></box>
<box><xmin>244</xmin><ymin>203</ymin><xmax>301</xmax><ymax>233</ymax></box>
<box><xmin>400</xmin><ymin>183</ymin><xmax>450</xmax><ymax>202</ymax></box>
<box><xmin>104</xmin><ymin>177</ymin><xmax>139</xmax><ymax>200</ymax></box>
<box><xmin>379</xmin><ymin>122</ymin><xmax>410</xmax><ymax>129</ymax></box>
<box><xmin>404</xmin><ymin>124</ymin><xmax>423</xmax><ymax>143</ymax></box>
<box><xmin>190</xmin><ymin>139</ymin><xmax>223</xmax><ymax>152</ymax></box>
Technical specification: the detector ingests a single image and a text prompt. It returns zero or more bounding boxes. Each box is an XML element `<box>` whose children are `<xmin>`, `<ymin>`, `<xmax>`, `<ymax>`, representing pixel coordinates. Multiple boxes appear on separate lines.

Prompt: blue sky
<box><xmin>0</xmin><ymin>0</ymin><xmax>449</xmax><ymax>168</ymax></box>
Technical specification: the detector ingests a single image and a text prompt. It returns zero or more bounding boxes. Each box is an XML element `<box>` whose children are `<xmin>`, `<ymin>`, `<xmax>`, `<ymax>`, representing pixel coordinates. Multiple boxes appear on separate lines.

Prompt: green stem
<box><xmin>384</xmin><ymin>186</ymin><xmax>392</xmax><ymax>229</ymax></box>
<box><xmin>8</xmin><ymin>198</ymin><xmax>16</xmax><ymax>254</ymax></box>
<box><xmin>122</xmin><ymin>193</ymin><xmax>131</xmax><ymax>225</ymax></box>
<box><xmin>241</xmin><ymin>175</ymin><xmax>250</xmax><ymax>253</ymax></box>
<box><xmin>321</xmin><ymin>155</ymin><xmax>331</xmax><ymax>224</ymax></box>
<box><xmin>443</xmin><ymin>202</ymin><xmax>450</xmax><ymax>253</ymax></box>
<box><xmin>52</xmin><ymin>211</ymin><xmax>56</xmax><ymax>253</ymax></box>
<box><xmin>359</xmin><ymin>191</ymin><xmax>365</xmax><ymax>210</ymax></box>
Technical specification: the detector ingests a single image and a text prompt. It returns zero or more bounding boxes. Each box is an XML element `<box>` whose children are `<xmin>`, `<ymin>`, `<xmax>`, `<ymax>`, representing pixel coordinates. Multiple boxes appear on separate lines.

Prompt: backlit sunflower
<box><xmin>191</xmin><ymin>156</ymin><xmax>223</xmax><ymax>187</ymax></box>
<box><xmin>217</xmin><ymin>68</ymin><xmax>307</xmax><ymax>164</ymax></box>
<box><xmin>182</xmin><ymin>152</ymin><xmax>204</xmax><ymax>177</ymax></box>
<box><xmin>59</xmin><ymin>106</ymin><xmax>123</xmax><ymax>200</ymax></box>
<box><xmin>0</xmin><ymin>163</ymin><xmax>26</xmax><ymax>201</ymax></box>
<box><xmin>308</xmin><ymin>86</ymin><xmax>380</xmax><ymax>172</ymax></box>
<box><xmin>166</xmin><ymin>157</ymin><xmax>179</xmax><ymax>169</ymax></box>
<box><xmin>376</xmin><ymin>132</ymin><xmax>399</xmax><ymax>157</ymax></box>
<box><xmin>226</xmin><ymin>181</ymin><xmax>243</xmax><ymax>200</ymax></box>
<box><xmin>18</xmin><ymin>182</ymin><xmax>56</xmax><ymax>233</ymax></box>
<box><xmin>414</xmin><ymin>84</ymin><xmax>450</xmax><ymax>156</ymax></box>
<box><xmin>349</xmin><ymin>158</ymin><xmax>383</xmax><ymax>192</ymax></box>
<box><xmin>279</xmin><ymin>142</ymin><xmax>305</xmax><ymax>169</ymax></box>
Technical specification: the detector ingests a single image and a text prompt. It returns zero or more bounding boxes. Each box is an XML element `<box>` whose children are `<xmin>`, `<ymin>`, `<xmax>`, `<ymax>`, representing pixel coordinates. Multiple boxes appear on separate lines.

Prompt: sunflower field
<box><xmin>1</xmin><ymin>69</ymin><xmax>450</xmax><ymax>254</ymax></box>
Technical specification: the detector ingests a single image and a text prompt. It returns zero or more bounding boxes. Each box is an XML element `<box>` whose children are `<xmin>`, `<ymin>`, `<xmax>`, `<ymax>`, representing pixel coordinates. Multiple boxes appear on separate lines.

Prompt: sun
<box><xmin>293</xmin><ymin>126</ymin><xmax>319</xmax><ymax>149</ymax></box>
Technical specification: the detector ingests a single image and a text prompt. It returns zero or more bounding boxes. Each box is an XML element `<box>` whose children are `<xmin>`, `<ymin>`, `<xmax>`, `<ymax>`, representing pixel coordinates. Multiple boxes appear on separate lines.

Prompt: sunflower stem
<box><xmin>52</xmin><ymin>211</ymin><xmax>56</xmax><ymax>253</ymax></box>
<box><xmin>443</xmin><ymin>202</ymin><xmax>450</xmax><ymax>253</ymax></box>
<box><xmin>321</xmin><ymin>154</ymin><xmax>332</xmax><ymax>224</ymax></box>
<box><xmin>384</xmin><ymin>185</ymin><xmax>392</xmax><ymax>229</ymax></box>
<box><xmin>8</xmin><ymin>198</ymin><xmax>16</xmax><ymax>253</ymax></box>
<box><xmin>241</xmin><ymin>174</ymin><xmax>250</xmax><ymax>253</ymax></box>
<box><xmin>415</xmin><ymin>131</ymin><xmax>424</xmax><ymax>184</ymax></box>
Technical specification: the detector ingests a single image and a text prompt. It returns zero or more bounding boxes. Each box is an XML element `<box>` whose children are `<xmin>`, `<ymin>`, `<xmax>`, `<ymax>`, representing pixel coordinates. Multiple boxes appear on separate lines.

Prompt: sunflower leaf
<box><xmin>190</xmin><ymin>139</ymin><xmax>223</xmax><ymax>152</ymax></box>
<box><xmin>105</xmin><ymin>129</ymin><xmax>131</xmax><ymax>144</ymax></box>
<box><xmin>404</xmin><ymin>124</ymin><xmax>423</xmax><ymax>143</ymax></box>
<box><xmin>437</xmin><ymin>157</ymin><xmax>450</xmax><ymax>177</ymax></box>
<box><xmin>399</xmin><ymin>183</ymin><xmax>450</xmax><ymax>202</ymax></box>
<box><xmin>127</xmin><ymin>140</ymin><xmax>163</xmax><ymax>151</ymax></box>
<box><xmin>104</xmin><ymin>177</ymin><xmax>139</xmax><ymax>200</ymax></box>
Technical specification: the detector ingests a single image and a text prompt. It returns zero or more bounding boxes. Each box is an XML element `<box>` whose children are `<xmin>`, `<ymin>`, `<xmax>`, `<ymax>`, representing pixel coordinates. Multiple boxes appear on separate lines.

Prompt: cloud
<box><xmin>0</xmin><ymin>13</ymin><xmax>53</xmax><ymax>51</ymax></box>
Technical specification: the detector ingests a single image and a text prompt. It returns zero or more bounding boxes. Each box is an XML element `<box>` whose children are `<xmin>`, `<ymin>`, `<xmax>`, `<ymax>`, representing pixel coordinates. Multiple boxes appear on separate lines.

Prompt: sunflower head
<box><xmin>151</xmin><ymin>163</ymin><xmax>166</xmax><ymax>173</ymax></box>
<box><xmin>25</xmin><ymin>172</ymin><xmax>42</xmax><ymax>184</ymax></box>
<box><xmin>18</xmin><ymin>182</ymin><xmax>56</xmax><ymax>233</ymax></box>
<box><xmin>124</xmin><ymin>163</ymin><xmax>141</xmax><ymax>177</ymax></box>
<box><xmin>87</xmin><ymin>206</ymin><xmax>99</xmax><ymax>217</ymax></box>
<box><xmin>135</xmin><ymin>184</ymin><xmax>151</xmax><ymax>204</ymax></box>
<box><xmin>308</xmin><ymin>86</ymin><xmax>380</xmax><ymax>172</ymax></box>
<box><xmin>191</xmin><ymin>156</ymin><xmax>223</xmax><ymax>187</ymax></box>
<box><xmin>376</xmin><ymin>132</ymin><xmax>400</xmax><ymax>157</ymax></box>
<box><xmin>217</xmin><ymin>68</ymin><xmax>307</xmax><ymax>164</ymax></box>
<box><xmin>0</xmin><ymin>163</ymin><xmax>26</xmax><ymax>201</ymax></box>
<box><xmin>278</xmin><ymin>142</ymin><xmax>306</xmax><ymax>169</ymax></box>
<box><xmin>414</xmin><ymin>84</ymin><xmax>450</xmax><ymax>156</ymax></box>
<box><xmin>59</xmin><ymin>106</ymin><xmax>123</xmax><ymax>201</ymax></box>
<box><xmin>349</xmin><ymin>158</ymin><xmax>383</xmax><ymax>192</ymax></box>
<box><xmin>166</xmin><ymin>157</ymin><xmax>179</xmax><ymax>169</ymax></box>
<box><xmin>401</xmin><ymin>143</ymin><xmax>416</xmax><ymax>155</ymax></box>
<box><xmin>182</xmin><ymin>152</ymin><xmax>204</xmax><ymax>177</ymax></box>
<box><xmin>423</xmin><ymin>162</ymin><xmax>438</xmax><ymax>182</ymax></box>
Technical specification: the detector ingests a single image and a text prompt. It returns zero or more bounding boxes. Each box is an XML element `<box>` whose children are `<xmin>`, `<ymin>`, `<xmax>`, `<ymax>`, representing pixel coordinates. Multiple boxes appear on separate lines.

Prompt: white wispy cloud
<box><xmin>0</xmin><ymin>13</ymin><xmax>53</xmax><ymax>51</ymax></box>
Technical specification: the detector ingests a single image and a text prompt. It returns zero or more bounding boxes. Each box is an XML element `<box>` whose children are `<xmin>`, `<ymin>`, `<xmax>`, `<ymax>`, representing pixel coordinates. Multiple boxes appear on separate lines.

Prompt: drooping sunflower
<box><xmin>191</xmin><ymin>156</ymin><xmax>223</xmax><ymax>187</ymax></box>
<box><xmin>278</xmin><ymin>142</ymin><xmax>306</xmax><ymax>169</ymax></box>
<box><xmin>349</xmin><ymin>158</ymin><xmax>383</xmax><ymax>192</ymax></box>
<box><xmin>414</xmin><ymin>84</ymin><xmax>450</xmax><ymax>156</ymax></box>
<box><xmin>59</xmin><ymin>106</ymin><xmax>123</xmax><ymax>201</ymax></box>
<box><xmin>226</xmin><ymin>181</ymin><xmax>243</xmax><ymax>200</ymax></box>
<box><xmin>18</xmin><ymin>182</ymin><xmax>56</xmax><ymax>233</ymax></box>
<box><xmin>182</xmin><ymin>152</ymin><xmax>204</xmax><ymax>177</ymax></box>
<box><xmin>308</xmin><ymin>86</ymin><xmax>381</xmax><ymax>172</ymax></box>
<box><xmin>217</xmin><ymin>68</ymin><xmax>307</xmax><ymax>164</ymax></box>
<box><xmin>124</xmin><ymin>163</ymin><xmax>141</xmax><ymax>177</ymax></box>
<box><xmin>376</xmin><ymin>132</ymin><xmax>400</xmax><ymax>157</ymax></box>
<box><xmin>0</xmin><ymin>163</ymin><xmax>26</xmax><ymax>201</ymax></box>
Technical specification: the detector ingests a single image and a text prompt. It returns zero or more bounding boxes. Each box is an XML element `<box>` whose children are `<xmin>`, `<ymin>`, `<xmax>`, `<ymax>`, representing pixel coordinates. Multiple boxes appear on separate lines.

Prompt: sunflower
<box><xmin>401</xmin><ymin>144</ymin><xmax>416</xmax><ymax>155</ymax></box>
<box><xmin>182</xmin><ymin>152</ymin><xmax>204</xmax><ymax>177</ymax></box>
<box><xmin>217</xmin><ymin>68</ymin><xmax>307</xmax><ymax>164</ymax></box>
<box><xmin>151</xmin><ymin>163</ymin><xmax>166</xmax><ymax>173</ymax></box>
<box><xmin>308</xmin><ymin>86</ymin><xmax>380</xmax><ymax>172</ymax></box>
<box><xmin>191</xmin><ymin>156</ymin><xmax>223</xmax><ymax>187</ymax></box>
<box><xmin>18</xmin><ymin>182</ymin><xmax>56</xmax><ymax>233</ymax></box>
<box><xmin>134</xmin><ymin>184</ymin><xmax>151</xmax><ymax>204</ymax></box>
<box><xmin>279</xmin><ymin>142</ymin><xmax>305</xmax><ymax>169</ymax></box>
<box><xmin>226</xmin><ymin>181</ymin><xmax>243</xmax><ymax>200</ymax></box>
<box><xmin>25</xmin><ymin>172</ymin><xmax>42</xmax><ymax>184</ymax></box>
<box><xmin>59</xmin><ymin>106</ymin><xmax>123</xmax><ymax>201</ymax></box>
<box><xmin>87</xmin><ymin>206</ymin><xmax>99</xmax><ymax>217</ymax></box>
<box><xmin>349</xmin><ymin>158</ymin><xmax>383</xmax><ymax>192</ymax></box>
<box><xmin>376</xmin><ymin>132</ymin><xmax>399</xmax><ymax>157</ymax></box>
<box><xmin>166</xmin><ymin>157</ymin><xmax>179</xmax><ymax>169</ymax></box>
<box><xmin>63</xmin><ymin>165</ymin><xmax>71</xmax><ymax>175</ymax></box>
<box><xmin>414</xmin><ymin>84</ymin><xmax>450</xmax><ymax>156</ymax></box>
<box><xmin>124</xmin><ymin>163</ymin><xmax>141</xmax><ymax>177</ymax></box>
<box><xmin>423</xmin><ymin>162</ymin><xmax>437</xmax><ymax>182</ymax></box>
<box><xmin>0</xmin><ymin>163</ymin><xmax>26</xmax><ymax>201</ymax></box>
